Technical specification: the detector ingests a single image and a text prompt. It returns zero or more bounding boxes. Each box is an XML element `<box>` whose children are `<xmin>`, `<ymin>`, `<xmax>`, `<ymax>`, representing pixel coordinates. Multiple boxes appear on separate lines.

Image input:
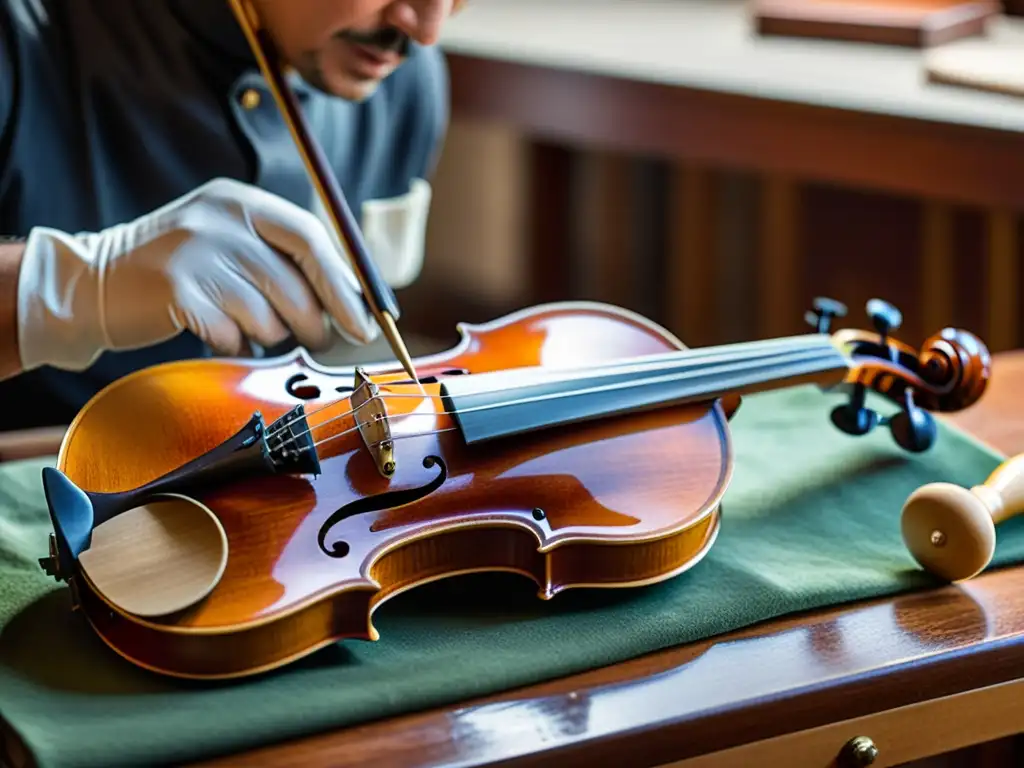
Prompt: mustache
<box><xmin>337</xmin><ymin>27</ymin><xmax>410</xmax><ymax>56</ymax></box>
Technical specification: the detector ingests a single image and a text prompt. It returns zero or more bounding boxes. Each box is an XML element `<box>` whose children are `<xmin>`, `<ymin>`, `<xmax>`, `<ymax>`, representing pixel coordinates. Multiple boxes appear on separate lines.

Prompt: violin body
<box><xmin>42</xmin><ymin>298</ymin><xmax>992</xmax><ymax>679</ymax></box>
<box><xmin>53</xmin><ymin>302</ymin><xmax>736</xmax><ymax>679</ymax></box>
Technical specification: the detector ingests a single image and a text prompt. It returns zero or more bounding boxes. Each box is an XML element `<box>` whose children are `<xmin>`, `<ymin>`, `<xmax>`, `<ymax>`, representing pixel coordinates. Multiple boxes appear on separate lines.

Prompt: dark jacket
<box><xmin>0</xmin><ymin>0</ymin><xmax>449</xmax><ymax>427</ymax></box>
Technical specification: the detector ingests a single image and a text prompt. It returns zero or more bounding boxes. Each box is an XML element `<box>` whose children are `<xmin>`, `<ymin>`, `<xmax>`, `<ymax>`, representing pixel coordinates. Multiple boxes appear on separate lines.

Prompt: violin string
<box><xmin>278</xmin><ymin>345</ymin><xmax>843</xmax><ymax>453</ymax></box>
<box><xmin>272</xmin><ymin>411</ymin><xmax>456</xmax><ymax>465</ymax></box>
<box><xmin>307</xmin><ymin>423</ymin><xmax>460</xmax><ymax>453</ymax></box>
<box><xmin>263</xmin><ymin>334</ymin><xmax>831</xmax><ymax>443</ymax></box>
<box><xmin>265</xmin><ymin>380</ymin><xmax>371</xmax><ymax>438</ymax></box>
<box><xmin>270</xmin><ymin>344</ymin><xmax>844</xmax><ymax>457</ymax></box>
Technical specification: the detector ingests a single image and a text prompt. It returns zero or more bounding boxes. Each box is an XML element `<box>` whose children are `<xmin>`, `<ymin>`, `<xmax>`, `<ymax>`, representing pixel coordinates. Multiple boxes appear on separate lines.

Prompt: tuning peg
<box><xmin>901</xmin><ymin>452</ymin><xmax>1024</xmax><ymax>581</ymax></box>
<box><xmin>829</xmin><ymin>382</ymin><xmax>879</xmax><ymax>436</ymax></box>
<box><xmin>805</xmin><ymin>297</ymin><xmax>848</xmax><ymax>334</ymax></box>
<box><xmin>831</xmin><ymin>402</ymin><xmax>879</xmax><ymax>436</ymax></box>
<box><xmin>866</xmin><ymin>298</ymin><xmax>902</xmax><ymax>341</ymax></box>
<box><xmin>888</xmin><ymin>388</ymin><xmax>936</xmax><ymax>453</ymax></box>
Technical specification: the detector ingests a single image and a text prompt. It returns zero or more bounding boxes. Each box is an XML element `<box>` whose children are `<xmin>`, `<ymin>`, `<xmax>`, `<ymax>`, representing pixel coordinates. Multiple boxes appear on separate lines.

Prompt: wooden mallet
<box><xmin>901</xmin><ymin>454</ymin><xmax>1024</xmax><ymax>582</ymax></box>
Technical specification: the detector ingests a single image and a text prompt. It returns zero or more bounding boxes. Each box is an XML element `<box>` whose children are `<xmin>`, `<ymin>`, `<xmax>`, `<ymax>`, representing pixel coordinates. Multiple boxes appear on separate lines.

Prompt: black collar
<box><xmin>168</xmin><ymin>0</ymin><xmax>257</xmax><ymax>74</ymax></box>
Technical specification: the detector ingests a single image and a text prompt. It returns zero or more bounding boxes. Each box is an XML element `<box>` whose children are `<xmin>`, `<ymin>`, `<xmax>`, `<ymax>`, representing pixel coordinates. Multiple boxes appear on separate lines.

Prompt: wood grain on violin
<box><xmin>36</xmin><ymin>299</ymin><xmax>990</xmax><ymax>680</ymax></box>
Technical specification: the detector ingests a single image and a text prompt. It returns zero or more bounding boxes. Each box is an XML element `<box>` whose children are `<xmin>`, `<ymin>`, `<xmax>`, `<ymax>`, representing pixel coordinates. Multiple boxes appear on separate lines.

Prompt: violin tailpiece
<box><xmin>38</xmin><ymin>407</ymin><xmax>319</xmax><ymax>584</ymax></box>
<box><xmin>266</xmin><ymin>404</ymin><xmax>322</xmax><ymax>477</ymax></box>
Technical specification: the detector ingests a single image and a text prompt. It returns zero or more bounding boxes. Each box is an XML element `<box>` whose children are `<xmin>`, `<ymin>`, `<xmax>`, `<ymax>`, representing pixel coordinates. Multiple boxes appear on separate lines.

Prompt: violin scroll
<box><xmin>916</xmin><ymin>327</ymin><xmax>992</xmax><ymax>412</ymax></box>
<box><xmin>812</xmin><ymin>297</ymin><xmax>991</xmax><ymax>453</ymax></box>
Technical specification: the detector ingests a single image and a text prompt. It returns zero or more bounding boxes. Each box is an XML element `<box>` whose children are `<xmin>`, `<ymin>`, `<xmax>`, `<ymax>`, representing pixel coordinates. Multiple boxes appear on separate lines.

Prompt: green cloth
<box><xmin>3</xmin><ymin>386</ymin><xmax>1024</xmax><ymax>768</ymax></box>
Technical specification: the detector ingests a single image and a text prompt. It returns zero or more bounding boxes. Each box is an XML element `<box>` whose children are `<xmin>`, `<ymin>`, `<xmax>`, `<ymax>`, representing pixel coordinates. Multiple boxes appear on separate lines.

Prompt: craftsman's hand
<box><xmin>16</xmin><ymin>178</ymin><xmax>379</xmax><ymax>372</ymax></box>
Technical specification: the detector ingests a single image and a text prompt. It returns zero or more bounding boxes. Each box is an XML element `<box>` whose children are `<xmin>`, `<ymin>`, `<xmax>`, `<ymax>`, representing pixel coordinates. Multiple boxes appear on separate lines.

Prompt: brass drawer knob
<box><xmin>839</xmin><ymin>736</ymin><xmax>878</xmax><ymax>767</ymax></box>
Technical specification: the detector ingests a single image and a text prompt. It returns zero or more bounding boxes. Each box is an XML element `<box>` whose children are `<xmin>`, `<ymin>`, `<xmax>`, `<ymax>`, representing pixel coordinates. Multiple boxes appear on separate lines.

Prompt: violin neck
<box><xmin>440</xmin><ymin>334</ymin><xmax>850</xmax><ymax>445</ymax></box>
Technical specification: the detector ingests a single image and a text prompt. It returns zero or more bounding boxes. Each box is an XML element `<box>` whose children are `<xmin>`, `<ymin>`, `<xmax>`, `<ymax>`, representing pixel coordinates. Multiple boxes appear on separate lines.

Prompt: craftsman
<box><xmin>0</xmin><ymin>0</ymin><xmax>456</xmax><ymax>430</ymax></box>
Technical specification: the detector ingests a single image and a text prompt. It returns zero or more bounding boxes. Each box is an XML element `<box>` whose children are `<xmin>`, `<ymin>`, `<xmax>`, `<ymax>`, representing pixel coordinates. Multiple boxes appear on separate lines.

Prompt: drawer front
<box><xmin>663</xmin><ymin>677</ymin><xmax>1024</xmax><ymax>767</ymax></box>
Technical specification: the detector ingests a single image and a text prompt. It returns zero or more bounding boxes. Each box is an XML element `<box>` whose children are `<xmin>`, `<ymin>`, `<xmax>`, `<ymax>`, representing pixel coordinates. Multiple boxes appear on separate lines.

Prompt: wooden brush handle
<box><xmin>901</xmin><ymin>453</ymin><xmax>1024</xmax><ymax>582</ymax></box>
<box><xmin>971</xmin><ymin>453</ymin><xmax>1024</xmax><ymax>524</ymax></box>
<box><xmin>225</xmin><ymin>0</ymin><xmax>399</xmax><ymax>321</ymax></box>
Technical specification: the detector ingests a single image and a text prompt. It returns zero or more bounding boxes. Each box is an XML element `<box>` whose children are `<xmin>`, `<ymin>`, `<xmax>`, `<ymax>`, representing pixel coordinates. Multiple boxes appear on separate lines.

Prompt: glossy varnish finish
<box><xmin>53</xmin><ymin>300</ymin><xmax>992</xmax><ymax>680</ymax></box>
<box><xmin>59</xmin><ymin>303</ymin><xmax>736</xmax><ymax>678</ymax></box>
<box><xmin>185</xmin><ymin>352</ymin><xmax>1024</xmax><ymax>768</ymax></box>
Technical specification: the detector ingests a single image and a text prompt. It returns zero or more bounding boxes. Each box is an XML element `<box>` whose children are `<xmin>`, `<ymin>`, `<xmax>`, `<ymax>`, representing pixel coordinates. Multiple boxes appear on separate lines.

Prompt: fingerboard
<box><xmin>440</xmin><ymin>335</ymin><xmax>850</xmax><ymax>444</ymax></box>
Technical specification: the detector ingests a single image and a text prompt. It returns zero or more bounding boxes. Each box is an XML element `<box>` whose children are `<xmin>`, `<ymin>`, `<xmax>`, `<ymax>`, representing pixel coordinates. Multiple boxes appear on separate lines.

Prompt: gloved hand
<box><xmin>16</xmin><ymin>177</ymin><xmax>380</xmax><ymax>372</ymax></box>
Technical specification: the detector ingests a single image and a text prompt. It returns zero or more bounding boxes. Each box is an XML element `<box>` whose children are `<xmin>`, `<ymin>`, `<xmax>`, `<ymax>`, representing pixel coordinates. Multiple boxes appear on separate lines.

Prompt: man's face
<box><xmin>253</xmin><ymin>0</ymin><xmax>461</xmax><ymax>101</ymax></box>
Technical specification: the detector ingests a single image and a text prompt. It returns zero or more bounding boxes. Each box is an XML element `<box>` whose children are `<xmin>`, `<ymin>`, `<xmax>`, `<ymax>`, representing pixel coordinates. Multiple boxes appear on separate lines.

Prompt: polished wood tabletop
<box><xmin>190</xmin><ymin>351</ymin><xmax>1024</xmax><ymax>768</ymax></box>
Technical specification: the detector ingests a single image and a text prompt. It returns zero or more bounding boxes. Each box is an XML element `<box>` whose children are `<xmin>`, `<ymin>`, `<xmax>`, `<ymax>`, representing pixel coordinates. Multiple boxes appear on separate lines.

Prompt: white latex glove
<box><xmin>17</xmin><ymin>177</ymin><xmax>380</xmax><ymax>372</ymax></box>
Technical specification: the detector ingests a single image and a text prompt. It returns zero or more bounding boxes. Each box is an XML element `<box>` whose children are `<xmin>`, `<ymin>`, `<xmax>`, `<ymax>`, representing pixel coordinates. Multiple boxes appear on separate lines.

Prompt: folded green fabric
<box><xmin>3</xmin><ymin>386</ymin><xmax>1024</xmax><ymax>768</ymax></box>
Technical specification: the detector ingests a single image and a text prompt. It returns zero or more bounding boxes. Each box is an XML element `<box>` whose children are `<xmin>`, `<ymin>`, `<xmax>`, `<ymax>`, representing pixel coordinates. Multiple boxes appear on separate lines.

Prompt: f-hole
<box><xmin>285</xmin><ymin>373</ymin><xmax>320</xmax><ymax>400</ymax></box>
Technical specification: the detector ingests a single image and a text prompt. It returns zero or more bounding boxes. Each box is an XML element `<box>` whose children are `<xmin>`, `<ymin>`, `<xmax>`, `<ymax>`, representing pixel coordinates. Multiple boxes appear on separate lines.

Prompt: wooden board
<box><xmin>925</xmin><ymin>30</ymin><xmax>1024</xmax><ymax>97</ymax></box>
<box><xmin>751</xmin><ymin>0</ymin><xmax>999</xmax><ymax>47</ymax></box>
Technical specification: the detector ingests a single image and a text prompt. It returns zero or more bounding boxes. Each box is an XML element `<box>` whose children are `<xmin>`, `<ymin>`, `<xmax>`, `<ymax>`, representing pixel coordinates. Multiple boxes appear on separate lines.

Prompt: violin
<box><xmin>37</xmin><ymin>296</ymin><xmax>990</xmax><ymax>679</ymax></box>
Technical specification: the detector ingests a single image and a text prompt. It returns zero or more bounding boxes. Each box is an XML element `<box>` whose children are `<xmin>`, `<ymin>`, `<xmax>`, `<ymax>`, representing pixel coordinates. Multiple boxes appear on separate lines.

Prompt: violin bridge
<box><xmin>352</xmin><ymin>367</ymin><xmax>395</xmax><ymax>478</ymax></box>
